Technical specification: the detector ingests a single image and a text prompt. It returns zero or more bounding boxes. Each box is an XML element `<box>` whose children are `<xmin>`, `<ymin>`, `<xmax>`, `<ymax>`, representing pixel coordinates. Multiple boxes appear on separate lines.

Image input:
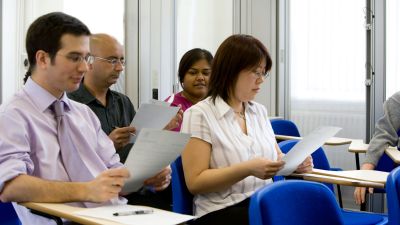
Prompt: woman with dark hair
<box><xmin>165</xmin><ymin>48</ymin><xmax>213</xmax><ymax>131</ymax></box>
<box><xmin>180</xmin><ymin>35</ymin><xmax>313</xmax><ymax>225</ymax></box>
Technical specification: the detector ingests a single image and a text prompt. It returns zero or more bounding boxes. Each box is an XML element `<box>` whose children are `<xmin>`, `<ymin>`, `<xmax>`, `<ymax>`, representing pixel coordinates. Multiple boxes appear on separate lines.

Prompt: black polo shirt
<box><xmin>68</xmin><ymin>83</ymin><xmax>136</xmax><ymax>163</ymax></box>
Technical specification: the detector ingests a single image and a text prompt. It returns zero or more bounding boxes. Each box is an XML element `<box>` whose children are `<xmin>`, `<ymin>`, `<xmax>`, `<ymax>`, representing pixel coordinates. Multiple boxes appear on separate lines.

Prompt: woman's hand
<box><xmin>295</xmin><ymin>156</ymin><xmax>313</xmax><ymax>173</ymax></box>
<box><xmin>246</xmin><ymin>157</ymin><xmax>285</xmax><ymax>179</ymax></box>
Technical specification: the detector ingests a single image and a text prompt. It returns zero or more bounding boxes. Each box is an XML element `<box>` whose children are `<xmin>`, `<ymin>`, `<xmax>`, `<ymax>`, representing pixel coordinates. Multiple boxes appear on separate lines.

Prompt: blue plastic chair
<box><xmin>171</xmin><ymin>156</ymin><xmax>194</xmax><ymax>215</ymax></box>
<box><xmin>386</xmin><ymin>166</ymin><xmax>400</xmax><ymax>225</ymax></box>
<box><xmin>270</xmin><ymin>119</ymin><xmax>300</xmax><ymax>182</ymax></box>
<box><xmin>249</xmin><ymin>180</ymin><xmax>388</xmax><ymax>225</ymax></box>
<box><xmin>372</xmin><ymin>129</ymin><xmax>400</xmax><ymax>194</ymax></box>
<box><xmin>278</xmin><ymin>139</ymin><xmax>344</xmax><ymax>207</ymax></box>
<box><xmin>0</xmin><ymin>202</ymin><xmax>21</xmax><ymax>225</ymax></box>
<box><xmin>249</xmin><ymin>180</ymin><xmax>345</xmax><ymax>225</ymax></box>
<box><xmin>270</xmin><ymin>119</ymin><xmax>301</xmax><ymax>139</ymax></box>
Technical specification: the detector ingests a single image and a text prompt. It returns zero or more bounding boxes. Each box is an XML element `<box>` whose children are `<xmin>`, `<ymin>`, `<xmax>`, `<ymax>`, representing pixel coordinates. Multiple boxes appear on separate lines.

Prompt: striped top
<box><xmin>181</xmin><ymin>96</ymin><xmax>277</xmax><ymax>217</ymax></box>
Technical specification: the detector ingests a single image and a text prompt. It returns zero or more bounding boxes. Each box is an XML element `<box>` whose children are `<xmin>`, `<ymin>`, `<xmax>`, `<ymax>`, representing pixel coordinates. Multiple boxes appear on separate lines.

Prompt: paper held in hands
<box><xmin>122</xmin><ymin>128</ymin><xmax>190</xmax><ymax>192</ymax></box>
<box><xmin>129</xmin><ymin>102</ymin><xmax>179</xmax><ymax>143</ymax></box>
<box><xmin>276</xmin><ymin>126</ymin><xmax>342</xmax><ymax>176</ymax></box>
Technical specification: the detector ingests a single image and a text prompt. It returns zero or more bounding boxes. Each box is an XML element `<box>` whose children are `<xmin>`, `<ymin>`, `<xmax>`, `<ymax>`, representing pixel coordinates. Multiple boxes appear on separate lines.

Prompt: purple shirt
<box><xmin>0</xmin><ymin>78</ymin><xmax>125</xmax><ymax>225</ymax></box>
<box><xmin>165</xmin><ymin>92</ymin><xmax>193</xmax><ymax>131</ymax></box>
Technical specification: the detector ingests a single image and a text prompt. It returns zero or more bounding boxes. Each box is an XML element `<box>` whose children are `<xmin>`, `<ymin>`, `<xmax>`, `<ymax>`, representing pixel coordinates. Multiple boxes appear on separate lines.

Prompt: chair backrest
<box><xmin>171</xmin><ymin>156</ymin><xmax>193</xmax><ymax>215</ymax></box>
<box><xmin>386</xmin><ymin>166</ymin><xmax>400</xmax><ymax>225</ymax></box>
<box><xmin>278</xmin><ymin>139</ymin><xmax>333</xmax><ymax>191</ymax></box>
<box><xmin>249</xmin><ymin>180</ymin><xmax>344</xmax><ymax>225</ymax></box>
<box><xmin>0</xmin><ymin>202</ymin><xmax>21</xmax><ymax>225</ymax></box>
<box><xmin>270</xmin><ymin>119</ymin><xmax>301</xmax><ymax>137</ymax></box>
<box><xmin>278</xmin><ymin>139</ymin><xmax>331</xmax><ymax>170</ymax></box>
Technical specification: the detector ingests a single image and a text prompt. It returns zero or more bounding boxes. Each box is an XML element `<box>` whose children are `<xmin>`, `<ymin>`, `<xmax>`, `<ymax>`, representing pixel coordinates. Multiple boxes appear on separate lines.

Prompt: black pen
<box><xmin>113</xmin><ymin>209</ymin><xmax>154</xmax><ymax>216</ymax></box>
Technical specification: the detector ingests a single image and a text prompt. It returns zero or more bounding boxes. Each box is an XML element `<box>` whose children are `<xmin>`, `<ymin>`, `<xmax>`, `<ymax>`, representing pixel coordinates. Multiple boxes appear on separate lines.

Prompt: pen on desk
<box><xmin>113</xmin><ymin>209</ymin><xmax>154</xmax><ymax>216</ymax></box>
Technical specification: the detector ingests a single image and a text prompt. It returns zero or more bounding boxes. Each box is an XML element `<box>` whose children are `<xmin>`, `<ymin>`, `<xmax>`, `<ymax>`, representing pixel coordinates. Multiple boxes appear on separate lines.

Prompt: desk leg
<box><xmin>355</xmin><ymin>153</ymin><xmax>366</xmax><ymax>210</ymax></box>
<box><xmin>30</xmin><ymin>209</ymin><xmax>63</xmax><ymax>225</ymax></box>
<box><xmin>355</xmin><ymin>153</ymin><xmax>360</xmax><ymax>170</ymax></box>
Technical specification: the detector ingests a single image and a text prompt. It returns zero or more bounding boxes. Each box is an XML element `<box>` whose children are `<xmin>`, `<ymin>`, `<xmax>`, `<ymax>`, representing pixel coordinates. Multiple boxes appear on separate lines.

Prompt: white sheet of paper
<box><xmin>277</xmin><ymin>126</ymin><xmax>341</xmax><ymax>176</ymax></box>
<box><xmin>74</xmin><ymin>204</ymin><xmax>195</xmax><ymax>225</ymax></box>
<box><xmin>148</xmin><ymin>99</ymin><xmax>172</xmax><ymax>107</ymax></box>
<box><xmin>129</xmin><ymin>103</ymin><xmax>179</xmax><ymax>143</ymax></box>
<box><xmin>123</xmin><ymin>128</ymin><xmax>190</xmax><ymax>192</ymax></box>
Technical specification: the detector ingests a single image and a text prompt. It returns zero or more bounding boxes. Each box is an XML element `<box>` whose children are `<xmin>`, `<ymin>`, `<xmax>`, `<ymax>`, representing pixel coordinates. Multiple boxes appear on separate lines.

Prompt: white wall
<box><xmin>138</xmin><ymin>0</ymin><xmax>175</xmax><ymax>104</ymax></box>
<box><xmin>140</xmin><ymin>0</ymin><xmax>277</xmax><ymax>113</ymax></box>
<box><xmin>239</xmin><ymin>0</ymin><xmax>277</xmax><ymax>115</ymax></box>
<box><xmin>1</xmin><ymin>0</ymin><xmax>277</xmax><ymax>113</ymax></box>
<box><xmin>2</xmin><ymin>0</ymin><xmax>23</xmax><ymax>102</ymax></box>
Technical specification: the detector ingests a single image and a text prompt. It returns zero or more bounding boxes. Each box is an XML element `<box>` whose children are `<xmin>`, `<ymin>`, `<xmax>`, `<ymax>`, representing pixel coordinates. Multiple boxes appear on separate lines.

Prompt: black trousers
<box><xmin>125</xmin><ymin>185</ymin><xmax>172</xmax><ymax>211</ymax></box>
<box><xmin>191</xmin><ymin>198</ymin><xmax>250</xmax><ymax>225</ymax></box>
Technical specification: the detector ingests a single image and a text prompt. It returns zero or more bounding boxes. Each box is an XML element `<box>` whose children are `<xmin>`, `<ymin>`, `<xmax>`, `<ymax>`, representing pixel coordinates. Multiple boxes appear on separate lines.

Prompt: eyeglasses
<box><xmin>57</xmin><ymin>53</ymin><xmax>94</xmax><ymax>65</ymax></box>
<box><xmin>94</xmin><ymin>56</ymin><xmax>125</xmax><ymax>68</ymax></box>
<box><xmin>252</xmin><ymin>69</ymin><xmax>271</xmax><ymax>79</ymax></box>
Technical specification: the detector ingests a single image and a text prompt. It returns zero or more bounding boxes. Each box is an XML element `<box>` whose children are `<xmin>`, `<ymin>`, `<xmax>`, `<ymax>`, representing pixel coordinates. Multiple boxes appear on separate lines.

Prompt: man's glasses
<box><xmin>57</xmin><ymin>53</ymin><xmax>94</xmax><ymax>65</ymax></box>
<box><xmin>94</xmin><ymin>56</ymin><xmax>125</xmax><ymax>68</ymax></box>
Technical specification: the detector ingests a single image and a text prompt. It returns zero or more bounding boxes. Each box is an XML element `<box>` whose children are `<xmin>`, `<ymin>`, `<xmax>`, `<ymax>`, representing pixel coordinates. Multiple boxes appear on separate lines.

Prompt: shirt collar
<box><xmin>72</xmin><ymin>82</ymin><xmax>116</xmax><ymax>107</ymax></box>
<box><xmin>213</xmin><ymin>96</ymin><xmax>256</xmax><ymax>119</ymax></box>
<box><xmin>24</xmin><ymin>77</ymin><xmax>72</xmax><ymax>112</ymax></box>
<box><xmin>73</xmin><ymin>82</ymin><xmax>97</xmax><ymax>105</ymax></box>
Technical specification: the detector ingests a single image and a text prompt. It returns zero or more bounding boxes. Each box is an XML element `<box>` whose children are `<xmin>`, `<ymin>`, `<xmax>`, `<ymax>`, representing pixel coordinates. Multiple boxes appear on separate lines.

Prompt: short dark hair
<box><xmin>23</xmin><ymin>12</ymin><xmax>91</xmax><ymax>83</ymax></box>
<box><xmin>178</xmin><ymin>48</ymin><xmax>213</xmax><ymax>86</ymax></box>
<box><xmin>208</xmin><ymin>34</ymin><xmax>272</xmax><ymax>103</ymax></box>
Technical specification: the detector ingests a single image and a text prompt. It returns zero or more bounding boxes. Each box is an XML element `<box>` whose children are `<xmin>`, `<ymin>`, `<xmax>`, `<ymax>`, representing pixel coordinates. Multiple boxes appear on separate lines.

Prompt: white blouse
<box><xmin>181</xmin><ymin>96</ymin><xmax>278</xmax><ymax>217</ymax></box>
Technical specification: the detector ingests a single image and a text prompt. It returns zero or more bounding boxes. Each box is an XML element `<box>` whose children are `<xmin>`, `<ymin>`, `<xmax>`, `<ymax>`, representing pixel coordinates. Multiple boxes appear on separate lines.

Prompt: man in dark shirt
<box><xmin>69</xmin><ymin>33</ymin><xmax>177</xmax><ymax>210</ymax></box>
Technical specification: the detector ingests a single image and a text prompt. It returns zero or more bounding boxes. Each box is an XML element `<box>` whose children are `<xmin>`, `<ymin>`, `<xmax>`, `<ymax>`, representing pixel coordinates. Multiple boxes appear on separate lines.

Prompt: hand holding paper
<box><xmin>129</xmin><ymin>103</ymin><xmax>179</xmax><ymax>143</ymax></box>
<box><xmin>109</xmin><ymin>126</ymin><xmax>136</xmax><ymax>149</ymax></box>
<box><xmin>122</xmin><ymin>128</ymin><xmax>190</xmax><ymax>192</ymax></box>
<box><xmin>277</xmin><ymin>126</ymin><xmax>341</xmax><ymax>176</ymax></box>
<box><xmin>247</xmin><ymin>157</ymin><xmax>285</xmax><ymax>179</ymax></box>
<box><xmin>143</xmin><ymin>166</ymin><xmax>172</xmax><ymax>191</ymax></box>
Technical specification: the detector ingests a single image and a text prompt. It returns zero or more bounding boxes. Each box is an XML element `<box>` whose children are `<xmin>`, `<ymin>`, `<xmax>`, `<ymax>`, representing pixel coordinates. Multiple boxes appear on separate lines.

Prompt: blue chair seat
<box><xmin>249</xmin><ymin>180</ymin><xmax>388</xmax><ymax>225</ymax></box>
<box><xmin>0</xmin><ymin>202</ymin><xmax>21</xmax><ymax>225</ymax></box>
<box><xmin>341</xmin><ymin>210</ymin><xmax>387</xmax><ymax>225</ymax></box>
<box><xmin>386</xmin><ymin>166</ymin><xmax>400</xmax><ymax>225</ymax></box>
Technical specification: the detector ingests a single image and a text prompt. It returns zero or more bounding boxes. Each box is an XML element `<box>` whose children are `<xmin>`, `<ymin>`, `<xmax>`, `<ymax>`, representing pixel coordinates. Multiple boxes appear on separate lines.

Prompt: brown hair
<box><xmin>208</xmin><ymin>34</ymin><xmax>272</xmax><ymax>102</ymax></box>
<box><xmin>178</xmin><ymin>48</ymin><xmax>213</xmax><ymax>85</ymax></box>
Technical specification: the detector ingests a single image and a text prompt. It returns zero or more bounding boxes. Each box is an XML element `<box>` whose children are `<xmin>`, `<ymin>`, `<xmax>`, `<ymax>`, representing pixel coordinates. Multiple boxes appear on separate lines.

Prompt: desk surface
<box><xmin>275</xmin><ymin>135</ymin><xmax>352</xmax><ymax>146</ymax></box>
<box><xmin>348</xmin><ymin>140</ymin><xmax>400</xmax><ymax>164</ymax></box>
<box><xmin>385</xmin><ymin>146</ymin><xmax>400</xmax><ymax>164</ymax></box>
<box><xmin>291</xmin><ymin>169</ymin><xmax>388</xmax><ymax>189</ymax></box>
<box><xmin>21</xmin><ymin>202</ymin><xmax>121</xmax><ymax>225</ymax></box>
<box><xmin>348</xmin><ymin>139</ymin><xmax>368</xmax><ymax>153</ymax></box>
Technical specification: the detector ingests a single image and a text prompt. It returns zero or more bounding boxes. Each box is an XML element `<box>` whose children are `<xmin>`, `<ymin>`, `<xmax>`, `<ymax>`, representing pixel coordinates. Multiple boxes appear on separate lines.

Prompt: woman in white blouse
<box><xmin>180</xmin><ymin>34</ymin><xmax>313</xmax><ymax>225</ymax></box>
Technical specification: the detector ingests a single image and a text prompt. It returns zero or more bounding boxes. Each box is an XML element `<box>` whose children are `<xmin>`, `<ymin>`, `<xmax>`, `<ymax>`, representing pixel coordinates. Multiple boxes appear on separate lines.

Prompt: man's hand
<box><xmin>85</xmin><ymin>168</ymin><xmax>130</xmax><ymax>203</ymax></box>
<box><xmin>143</xmin><ymin>166</ymin><xmax>172</xmax><ymax>191</ymax></box>
<box><xmin>109</xmin><ymin>126</ymin><xmax>136</xmax><ymax>149</ymax></box>
<box><xmin>353</xmin><ymin>163</ymin><xmax>375</xmax><ymax>205</ymax></box>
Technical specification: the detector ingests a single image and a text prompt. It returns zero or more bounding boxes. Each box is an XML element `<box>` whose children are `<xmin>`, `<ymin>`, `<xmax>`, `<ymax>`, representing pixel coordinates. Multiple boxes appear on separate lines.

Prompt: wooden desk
<box><xmin>275</xmin><ymin>135</ymin><xmax>352</xmax><ymax>146</ymax></box>
<box><xmin>348</xmin><ymin>139</ymin><xmax>368</xmax><ymax>153</ymax></box>
<box><xmin>290</xmin><ymin>169</ymin><xmax>387</xmax><ymax>189</ymax></box>
<box><xmin>21</xmin><ymin>202</ymin><xmax>121</xmax><ymax>225</ymax></box>
<box><xmin>385</xmin><ymin>146</ymin><xmax>400</xmax><ymax>164</ymax></box>
<box><xmin>348</xmin><ymin>140</ymin><xmax>400</xmax><ymax>168</ymax></box>
<box><xmin>348</xmin><ymin>139</ymin><xmax>368</xmax><ymax>170</ymax></box>
<box><xmin>20</xmin><ymin>203</ymin><xmax>194</xmax><ymax>225</ymax></box>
